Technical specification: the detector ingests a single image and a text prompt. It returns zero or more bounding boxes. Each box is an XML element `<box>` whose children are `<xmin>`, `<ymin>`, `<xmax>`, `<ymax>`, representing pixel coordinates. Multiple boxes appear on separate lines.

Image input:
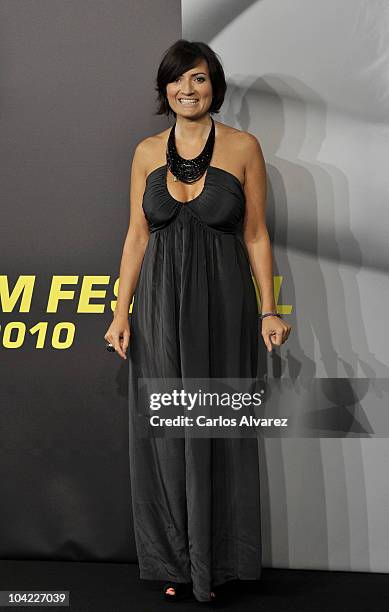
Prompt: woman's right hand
<box><xmin>104</xmin><ymin>314</ymin><xmax>130</xmax><ymax>360</ymax></box>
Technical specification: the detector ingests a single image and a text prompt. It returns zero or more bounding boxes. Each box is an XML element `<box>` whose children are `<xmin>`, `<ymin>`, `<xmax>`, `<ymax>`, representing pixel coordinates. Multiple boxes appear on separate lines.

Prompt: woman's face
<box><xmin>166</xmin><ymin>58</ymin><xmax>213</xmax><ymax>119</ymax></box>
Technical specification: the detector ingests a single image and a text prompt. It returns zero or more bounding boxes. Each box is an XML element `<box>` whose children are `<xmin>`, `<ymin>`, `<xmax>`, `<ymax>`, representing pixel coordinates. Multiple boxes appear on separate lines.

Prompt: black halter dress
<box><xmin>128</xmin><ymin>163</ymin><xmax>262</xmax><ymax>602</ymax></box>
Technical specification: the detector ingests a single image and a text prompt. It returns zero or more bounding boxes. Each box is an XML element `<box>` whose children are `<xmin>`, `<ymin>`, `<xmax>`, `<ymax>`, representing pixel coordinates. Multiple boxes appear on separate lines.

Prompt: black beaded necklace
<box><xmin>166</xmin><ymin>115</ymin><xmax>215</xmax><ymax>184</ymax></box>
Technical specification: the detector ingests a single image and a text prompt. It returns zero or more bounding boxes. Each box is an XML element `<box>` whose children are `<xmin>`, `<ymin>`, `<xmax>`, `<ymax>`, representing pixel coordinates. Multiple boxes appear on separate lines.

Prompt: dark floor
<box><xmin>1</xmin><ymin>561</ymin><xmax>389</xmax><ymax>611</ymax></box>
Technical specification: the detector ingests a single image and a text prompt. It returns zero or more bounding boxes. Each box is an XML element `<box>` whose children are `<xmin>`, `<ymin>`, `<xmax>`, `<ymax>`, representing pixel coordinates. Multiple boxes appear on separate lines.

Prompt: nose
<box><xmin>180</xmin><ymin>77</ymin><xmax>195</xmax><ymax>96</ymax></box>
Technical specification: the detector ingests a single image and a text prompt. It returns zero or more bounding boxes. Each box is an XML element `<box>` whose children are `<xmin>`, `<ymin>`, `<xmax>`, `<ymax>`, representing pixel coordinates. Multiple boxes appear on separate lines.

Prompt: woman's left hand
<box><xmin>261</xmin><ymin>316</ymin><xmax>292</xmax><ymax>353</ymax></box>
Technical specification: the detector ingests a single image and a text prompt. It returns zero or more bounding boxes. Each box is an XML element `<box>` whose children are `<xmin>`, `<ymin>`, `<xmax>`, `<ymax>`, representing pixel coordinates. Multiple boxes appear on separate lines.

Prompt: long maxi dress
<box><xmin>128</xmin><ymin>162</ymin><xmax>262</xmax><ymax>602</ymax></box>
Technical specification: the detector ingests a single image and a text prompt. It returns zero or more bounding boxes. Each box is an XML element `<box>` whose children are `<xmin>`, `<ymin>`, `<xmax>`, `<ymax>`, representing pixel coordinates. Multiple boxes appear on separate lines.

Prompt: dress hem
<box><xmin>138</xmin><ymin>568</ymin><xmax>262</xmax><ymax>586</ymax></box>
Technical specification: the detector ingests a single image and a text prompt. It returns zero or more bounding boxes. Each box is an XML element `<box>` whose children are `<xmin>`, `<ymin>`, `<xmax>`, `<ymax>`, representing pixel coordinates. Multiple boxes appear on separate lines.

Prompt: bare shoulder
<box><xmin>132</xmin><ymin>132</ymin><xmax>162</xmax><ymax>163</ymax></box>
<box><xmin>237</xmin><ymin>131</ymin><xmax>266</xmax><ymax>179</ymax></box>
<box><xmin>215</xmin><ymin>120</ymin><xmax>243</xmax><ymax>142</ymax></box>
<box><xmin>133</xmin><ymin>128</ymin><xmax>169</xmax><ymax>175</ymax></box>
<box><xmin>234</xmin><ymin>129</ymin><xmax>264</xmax><ymax>159</ymax></box>
<box><xmin>215</xmin><ymin>121</ymin><xmax>263</xmax><ymax>162</ymax></box>
<box><xmin>215</xmin><ymin>121</ymin><xmax>259</xmax><ymax>142</ymax></box>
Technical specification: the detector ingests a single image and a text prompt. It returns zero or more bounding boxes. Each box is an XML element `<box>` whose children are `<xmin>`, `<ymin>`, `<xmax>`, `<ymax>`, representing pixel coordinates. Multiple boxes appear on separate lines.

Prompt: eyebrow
<box><xmin>179</xmin><ymin>71</ymin><xmax>207</xmax><ymax>77</ymax></box>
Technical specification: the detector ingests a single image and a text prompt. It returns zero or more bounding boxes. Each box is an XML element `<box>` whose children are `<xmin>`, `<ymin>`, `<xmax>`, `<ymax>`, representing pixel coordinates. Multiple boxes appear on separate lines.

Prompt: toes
<box><xmin>166</xmin><ymin>588</ymin><xmax>176</xmax><ymax>596</ymax></box>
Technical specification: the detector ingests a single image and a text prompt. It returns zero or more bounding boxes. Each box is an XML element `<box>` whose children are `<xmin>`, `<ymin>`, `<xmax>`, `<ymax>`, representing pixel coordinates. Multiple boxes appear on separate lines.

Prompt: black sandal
<box><xmin>162</xmin><ymin>581</ymin><xmax>192</xmax><ymax>601</ymax></box>
<box><xmin>196</xmin><ymin>589</ymin><xmax>217</xmax><ymax>604</ymax></box>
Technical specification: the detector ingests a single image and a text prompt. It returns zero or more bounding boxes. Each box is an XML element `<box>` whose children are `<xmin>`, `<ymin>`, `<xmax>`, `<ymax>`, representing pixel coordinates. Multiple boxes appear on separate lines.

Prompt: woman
<box><xmin>104</xmin><ymin>39</ymin><xmax>291</xmax><ymax>603</ymax></box>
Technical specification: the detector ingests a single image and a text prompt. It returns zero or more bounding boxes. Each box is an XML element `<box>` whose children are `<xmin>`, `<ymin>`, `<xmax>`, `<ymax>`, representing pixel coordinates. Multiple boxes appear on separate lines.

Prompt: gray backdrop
<box><xmin>0</xmin><ymin>0</ymin><xmax>180</xmax><ymax>561</ymax></box>
<box><xmin>182</xmin><ymin>0</ymin><xmax>389</xmax><ymax>572</ymax></box>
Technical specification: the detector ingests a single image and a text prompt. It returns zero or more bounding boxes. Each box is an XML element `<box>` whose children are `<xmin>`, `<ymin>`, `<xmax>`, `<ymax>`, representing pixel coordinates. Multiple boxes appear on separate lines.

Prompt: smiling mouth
<box><xmin>178</xmin><ymin>98</ymin><xmax>199</xmax><ymax>105</ymax></box>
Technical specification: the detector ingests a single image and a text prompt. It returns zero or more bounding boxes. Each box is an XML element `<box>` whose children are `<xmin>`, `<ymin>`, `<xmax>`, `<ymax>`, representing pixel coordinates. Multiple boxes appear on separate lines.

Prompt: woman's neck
<box><xmin>174</xmin><ymin>114</ymin><xmax>213</xmax><ymax>144</ymax></box>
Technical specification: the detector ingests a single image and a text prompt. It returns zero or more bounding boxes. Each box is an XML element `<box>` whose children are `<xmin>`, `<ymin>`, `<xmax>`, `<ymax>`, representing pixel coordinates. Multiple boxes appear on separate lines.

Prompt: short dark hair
<box><xmin>155</xmin><ymin>39</ymin><xmax>226</xmax><ymax>118</ymax></box>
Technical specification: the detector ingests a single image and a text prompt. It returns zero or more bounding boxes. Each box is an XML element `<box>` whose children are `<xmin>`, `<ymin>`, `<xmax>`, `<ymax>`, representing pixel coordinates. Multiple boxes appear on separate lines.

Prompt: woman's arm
<box><xmin>114</xmin><ymin>140</ymin><xmax>151</xmax><ymax>319</ymax></box>
<box><xmin>241</xmin><ymin>133</ymin><xmax>291</xmax><ymax>352</ymax></box>
<box><xmin>104</xmin><ymin>140</ymin><xmax>150</xmax><ymax>359</ymax></box>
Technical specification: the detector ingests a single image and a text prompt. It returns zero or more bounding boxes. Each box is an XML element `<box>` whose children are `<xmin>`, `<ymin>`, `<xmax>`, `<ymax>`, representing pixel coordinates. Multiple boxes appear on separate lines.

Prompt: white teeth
<box><xmin>179</xmin><ymin>99</ymin><xmax>198</xmax><ymax>105</ymax></box>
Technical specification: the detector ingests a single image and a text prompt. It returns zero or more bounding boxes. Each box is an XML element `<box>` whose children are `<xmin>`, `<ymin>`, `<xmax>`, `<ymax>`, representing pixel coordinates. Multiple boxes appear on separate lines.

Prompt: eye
<box><xmin>196</xmin><ymin>76</ymin><xmax>206</xmax><ymax>82</ymax></box>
